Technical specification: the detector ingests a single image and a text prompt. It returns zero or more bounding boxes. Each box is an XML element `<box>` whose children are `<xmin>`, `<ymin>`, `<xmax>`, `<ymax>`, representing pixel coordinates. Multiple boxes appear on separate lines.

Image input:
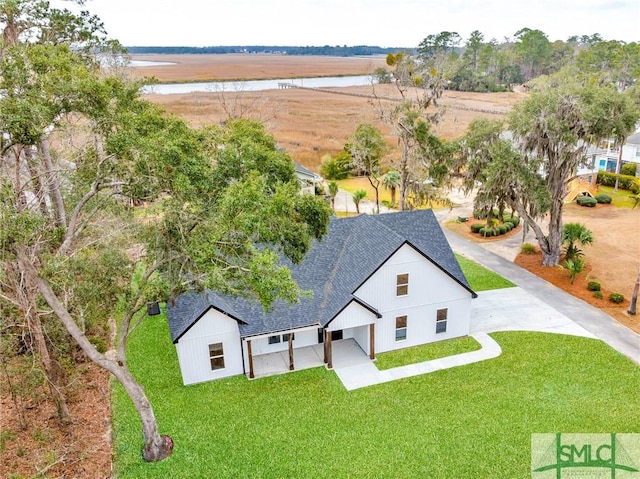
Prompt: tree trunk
<box><xmin>15</xmin><ymin>252</ymin><xmax>71</xmax><ymax>425</ymax></box>
<box><xmin>31</xmin><ymin>265</ymin><xmax>173</xmax><ymax>462</ymax></box>
<box><xmin>628</xmin><ymin>270</ymin><xmax>639</xmax><ymax>315</ymax></box>
<box><xmin>40</xmin><ymin>139</ymin><xmax>67</xmax><ymax>227</ymax></box>
<box><xmin>367</xmin><ymin>176</ymin><xmax>380</xmax><ymax>214</ymax></box>
<box><xmin>540</xmin><ymin>195</ymin><xmax>564</xmax><ymax>267</ymax></box>
<box><xmin>398</xmin><ymin>141</ymin><xmax>410</xmax><ymax>211</ymax></box>
<box><xmin>24</xmin><ymin>147</ymin><xmax>50</xmax><ymax>218</ymax></box>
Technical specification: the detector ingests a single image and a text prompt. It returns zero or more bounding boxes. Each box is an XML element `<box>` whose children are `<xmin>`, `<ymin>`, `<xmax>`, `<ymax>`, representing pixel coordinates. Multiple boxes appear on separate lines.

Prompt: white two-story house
<box><xmin>166</xmin><ymin>209</ymin><xmax>477</xmax><ymax>385</ymax></box>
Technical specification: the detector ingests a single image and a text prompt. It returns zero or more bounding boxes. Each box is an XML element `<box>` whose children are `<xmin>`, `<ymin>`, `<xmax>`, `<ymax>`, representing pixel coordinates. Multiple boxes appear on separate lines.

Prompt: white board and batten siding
<box><xmin>326</xmin><ymin>301</ymin><xmax>376</xmax><ymax>332</ymax></box>
<box><xmin>175</xmin><ymin>308</ymin><xmax>244</xmax><ymax>385</ymax></box>
<box><xmin>243</xmin><ymin>328</ymin><xmax>318</xmax><ymax>359</ymax></box>
<box><xmin>353</xmin><ymin>243</ymin><xmax>473</xmax><ymax>353</ymax></box>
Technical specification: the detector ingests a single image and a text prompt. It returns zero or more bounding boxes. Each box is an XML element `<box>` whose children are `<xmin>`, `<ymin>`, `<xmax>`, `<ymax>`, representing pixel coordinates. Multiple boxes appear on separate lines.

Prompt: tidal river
<box><xmin>141</xmin><ymin>75</ymin><xmax>375</xmax><ymax>95</ymax></box>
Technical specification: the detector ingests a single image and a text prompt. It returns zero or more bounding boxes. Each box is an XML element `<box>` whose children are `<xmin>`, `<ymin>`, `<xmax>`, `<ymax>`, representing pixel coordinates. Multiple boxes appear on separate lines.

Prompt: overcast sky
<box><xmin>58</xmin><ymin>0</ymin><xmax>638</xmax><ymax>47</ymax></box>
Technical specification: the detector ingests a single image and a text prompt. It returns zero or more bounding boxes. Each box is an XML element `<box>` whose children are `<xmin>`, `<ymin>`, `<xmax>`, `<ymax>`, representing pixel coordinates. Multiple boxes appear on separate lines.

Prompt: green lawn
<box><xmin>596</xmin><ymin>185</ymin><xmax>638</xmax><ymax>208</ymax></box>
<box><xmin>455</xmin><ymin>253</ymin><xmax>516</xmax><ymax>291</ymax></box>
<box><xmin>375</xmin><ymin>336</ymin><xmax>482</xmax><ymax>370</ymax></box>
<box><xmin>112</xmin><ymin>315</ymin><xmax>639</xmax><ymax>478</ymax></box>
<box><xmin>334</xmin><ymin>177</ymin><xmax>451</xmax><ymax>209</ymax></box>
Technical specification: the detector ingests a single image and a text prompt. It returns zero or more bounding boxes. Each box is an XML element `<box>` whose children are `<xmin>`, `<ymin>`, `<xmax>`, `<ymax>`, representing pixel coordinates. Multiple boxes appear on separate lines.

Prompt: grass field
<box><xmin>455</xmin><ymin>254</ymin><xmax>516</xmax><ymax>291</ymax></box>
<box><xmin>112</xmin><ymin>315</ymin><xmax>640</xmax><ymax>478</ymax></box>
<box><xmin>374</xmin><ymin>336</ymin><xmax>482</xmax><ymax>370</ymax></box>
<box><xmin>596</xmin><ymin>185</ymin><xmax>638</xmax><ymax>208</ymax></box>
<box><xmin>111</xmin><ymin>258</ymin><xmax>636</xmax><ymax>478</ymax></box>
<box><xmin>335</xmin><ymin>177</ymin><xmax>452</xmax><ymax>210</ymax></box>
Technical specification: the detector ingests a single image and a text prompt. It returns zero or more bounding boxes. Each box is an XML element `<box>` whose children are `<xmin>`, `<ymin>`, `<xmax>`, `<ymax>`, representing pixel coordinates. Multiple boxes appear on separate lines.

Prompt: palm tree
<box><xmin>382</xmin><ymin>170</ymin><xmax>400</xmax><ymax>207</ymax></box>
<box><xmin>562</xmin><ymin>222</ymin><xmax>594</xmax><ymax>261</ymax></box>
<box><xmin>328</xmin><ymin>181</ymin><xmax>339</xmax><ymax>211</ymax></box>
<box><xmin>352</xmin><ymin>189</ymin><xmax>367</xmax><ymax>214</ymax></box>
<box><xmin>563</xmin><ymin>258</ymin><xmax>585</xmax><ymax>284</ymax></box>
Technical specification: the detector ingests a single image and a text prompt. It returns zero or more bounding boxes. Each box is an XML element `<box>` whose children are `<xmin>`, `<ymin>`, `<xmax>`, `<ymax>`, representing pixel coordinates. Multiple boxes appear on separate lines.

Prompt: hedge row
<box><xmin>597</xmin><ymin>171</ymin><xmax>640</xmax><ymax>193</ymax></box>
<box><xmin>470</xmin><ymin>215</ymin><xmax>520</xmax><ymax>237</ymax></box>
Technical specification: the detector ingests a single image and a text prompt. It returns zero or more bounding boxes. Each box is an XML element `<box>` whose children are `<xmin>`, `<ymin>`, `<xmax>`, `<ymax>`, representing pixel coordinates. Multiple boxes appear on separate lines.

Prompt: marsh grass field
<box><xmin>131</xmin><ymin>54</ymin><xmax>522</xmax><ymax>169</ymax></box>
<box><xmin>132</xmin><ymin>54</ymin><xmax>639</xmax><ymax>329</ymax></box>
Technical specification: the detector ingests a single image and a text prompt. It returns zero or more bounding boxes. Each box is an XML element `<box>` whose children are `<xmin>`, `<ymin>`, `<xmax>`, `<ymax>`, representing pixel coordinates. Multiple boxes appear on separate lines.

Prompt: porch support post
<box><xmin>247</xmin><ymin>339</ymin><xmax>255</xmax><ymax>379</ymax></box>
<box><xmin>323</xmin><ymin>330</ymin><xmax>327</xmax><ymax>363</ymax></box>
<box><xmin>288</xmin><ymin>334</ymin><xmax>294</xmax><ymax>371</ymax></box>
<box><xmin>326</xmin><ymin>330</ymin><xmax>333</xmax><ymax>369</ymax></box>
<box><xmin>369</xmin><ymin>323</ymin><xmax>375</xmax><ymax>360</ymax></box>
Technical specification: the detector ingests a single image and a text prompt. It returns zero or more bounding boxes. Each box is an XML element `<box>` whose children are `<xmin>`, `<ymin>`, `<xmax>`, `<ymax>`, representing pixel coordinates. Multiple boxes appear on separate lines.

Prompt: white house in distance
<box><xmin>294</xmin><ymin>161</ymin><xmax>324</xmax><ymax>195</ymax></box>
<box><xmin>585</xmin><ymin>130</ymin><xmax>640</xmax><ymax>175</ymax></box>
<box><xmin>166</xmin><ymin>210</ymin><xmax>477</xmax><ymax>386</ymax></box>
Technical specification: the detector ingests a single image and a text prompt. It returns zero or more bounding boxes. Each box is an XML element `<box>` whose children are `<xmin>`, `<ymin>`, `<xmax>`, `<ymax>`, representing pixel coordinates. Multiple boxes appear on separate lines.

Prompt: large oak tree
<box><xmin>0</xmin><ymin>0</ymin><xmax>330</xmax><ymax>463</ymax></box>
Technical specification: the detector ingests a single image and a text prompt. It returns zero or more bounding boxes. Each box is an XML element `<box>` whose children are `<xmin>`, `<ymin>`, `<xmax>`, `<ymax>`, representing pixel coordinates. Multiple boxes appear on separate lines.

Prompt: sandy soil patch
<box><xmin>447</xmin><ymin>203</ymin><xmax>640</xmax><ymax>334</ymax></box>
<box><xmin>0</xmin><ymin>362</ymin><xmax>112</xmax><ymax>479</ymax></box>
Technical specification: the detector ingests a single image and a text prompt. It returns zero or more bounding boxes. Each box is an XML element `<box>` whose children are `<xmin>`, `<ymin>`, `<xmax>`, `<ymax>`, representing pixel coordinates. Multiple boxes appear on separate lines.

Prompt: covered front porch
<box><xmin>247</xmin><ymin>338</ymin><xmax>370</xmax><ymax>379</ymax></box>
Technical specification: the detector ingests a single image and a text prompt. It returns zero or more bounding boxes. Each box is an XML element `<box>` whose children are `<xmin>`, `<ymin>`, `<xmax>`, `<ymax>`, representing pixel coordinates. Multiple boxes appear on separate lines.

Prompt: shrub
<box><xmin>586</xmin><ymin>281</ymin><xmax>601</xmax><ymax>292</ymax></box>
<box><xmin>479</xmin><ymin>227</ymin><xmax>498</xmax><ymax>237</ymax></box>
<box><xmin>510</xmin><ymin>215</ymin><xmax>520</xmax><ymax>226</ymax></box>
<box><xmin>597</xmin><ymin>171</ymin><xmax>640</xmax><ymax>193</ymax></box>
<box><xmin>498</xmin><ymin>224</ymin><xmax>508</xmax><ymax>235</ymax></box>
<box><xmin>621</xmin><ymin>162</ymin><xmax>637</xmax><ymax>177</ymax></box>
<box><xmin>609</xmin><ymin>293</ymin><xmax>624</xmax><ymax>304</ymax></box>
<box><xmin>521</xmin><ymin>243</ymin><xmax>537</xmax><ymax>254</ymax></box>
<box><xmin>503</xmin><ymin>222</ymin><xmax>513</xmax><ymax>231</ymax></box>
<box><xmin>576</xmin><ymin>196</ymin><xmax>597</xmax><ymax>207</ymax></box>
<box><xmin>593</xmin><ymin>291</ymin><xmax>603</xmax><ymax>299</ymax></box>
<box><xmin>319</xmin><ymin>152</ymin><xmax>351</xmax><ymax>180</ymax></box>
<box><xmin>470</xmin><ymin>223</ymin><xmax>484</xmax><ymax>233</ymax></box>
<box><xmin>473</xmin><ymin>208</ymin><xmax>498</xmax><ymax>219</ymax></box>
<box><xmin>595</xmin><ymin>193</ymin><xmax>612</xmax><ymax>204</ymax></box>
<box><xmin>563</xmin><ymin>258</ymin><xmax>585</xmax><ymax>284</ymax></box>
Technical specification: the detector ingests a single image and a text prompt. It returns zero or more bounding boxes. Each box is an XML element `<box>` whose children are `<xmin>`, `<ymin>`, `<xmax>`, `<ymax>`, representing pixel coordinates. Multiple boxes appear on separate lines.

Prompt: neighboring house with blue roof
<box><xmin>167</xmin><ymin>209</ymin><xmax>477</xmax><ymax>385</ymax></box>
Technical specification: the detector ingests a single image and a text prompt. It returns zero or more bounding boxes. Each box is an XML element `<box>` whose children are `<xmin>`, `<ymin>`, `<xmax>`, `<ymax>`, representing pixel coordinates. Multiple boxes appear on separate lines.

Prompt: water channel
<box><xmin>141</xmin><ymin>74</ymin><xmax>375</xmax><ymax>95</ymax></box>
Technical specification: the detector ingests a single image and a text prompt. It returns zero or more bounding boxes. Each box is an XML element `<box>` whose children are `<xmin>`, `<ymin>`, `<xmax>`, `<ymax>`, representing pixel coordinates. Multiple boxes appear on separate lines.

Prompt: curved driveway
<box><xmin>330</xmin><ymin>186</ymin><xmax>639</xmax><ymax>365</ymax></box>
<box><xmin>441</xmin><ymin>224</ymin><xmax>640</xmax><ymax>366</ymax></box>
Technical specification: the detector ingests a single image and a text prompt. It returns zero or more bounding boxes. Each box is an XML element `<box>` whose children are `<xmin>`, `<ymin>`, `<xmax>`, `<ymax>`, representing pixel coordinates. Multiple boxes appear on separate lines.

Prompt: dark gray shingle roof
<box><xmin>167</xmin><ymin>209</ymin><xmax>475</xmax><ymax>343</ymax></box>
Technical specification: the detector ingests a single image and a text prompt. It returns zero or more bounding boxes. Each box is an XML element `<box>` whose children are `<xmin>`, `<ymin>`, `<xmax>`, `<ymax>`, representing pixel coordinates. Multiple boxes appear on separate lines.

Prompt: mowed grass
<box><xmin>375</xmin><ymin>336</ymin><xmax>482</xmax><ymax>370</ymax></box>
<box><xmin>596</xmin><ymin>185</ymin><xmax>638</xmax><ymax>208</ymax></box>
<box><xmin>335</xmin><ymin>177</ymin><xmax>393</xmax><ymax>203</ymax></box>
<box><xmin>112</xmin><ymin>315</ymin><xmax>639</xmax><ymax>479</ymax></box>
<box><xmin>455</xmin><ymin>253</ymin><xmax>516</xmax><ymax>291</ymax></box>
<box><xmin>334</xmin><ymin>177</ymin><xmax>451</xmax><ymax>210</ymax></box>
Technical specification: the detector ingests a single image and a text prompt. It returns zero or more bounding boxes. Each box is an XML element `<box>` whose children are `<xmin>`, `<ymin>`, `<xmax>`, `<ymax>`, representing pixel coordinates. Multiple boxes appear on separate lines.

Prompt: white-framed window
<box><xmin>209</xmin><ymin>342</ymin><xmax>225</xmax><ymax>370</ymax></box>
<box><xmin>396</xmin><ymin>273</ymin><xmax>409</xmax><ymax>296</ymax></box>
<box><xmin>395</xmin><ymin>315</ymin><xmax>407</xmax><ymax>341</ymax></box>
<box><xmin>436</xmin><ymin>308</ymin><xmax>448</xmax><ymax>334</ymax></box>
<box><xmin>268</xmin><ymin>333</ymin><xmax>295</xmax><ymax>344</ymax></box>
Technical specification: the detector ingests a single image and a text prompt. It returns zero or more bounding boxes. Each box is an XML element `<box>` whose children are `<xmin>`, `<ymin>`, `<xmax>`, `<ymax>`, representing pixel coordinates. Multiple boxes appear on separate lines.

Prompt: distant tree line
<box><xmin>126</xmin><ymin>45</ymin><xmax>408</xmax><ymax>56</ymax></box>
<box><xmin>415</xmin><ymin>29</ymin><xmax>639</xmax><ymax>92</ymax></box>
